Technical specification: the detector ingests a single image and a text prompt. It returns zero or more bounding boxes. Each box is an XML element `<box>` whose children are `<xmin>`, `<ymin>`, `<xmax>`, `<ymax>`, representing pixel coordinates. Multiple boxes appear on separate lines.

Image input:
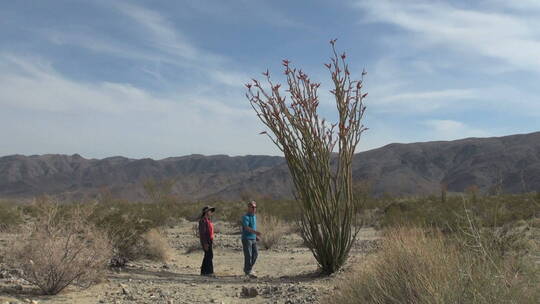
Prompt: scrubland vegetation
<box><xmin>332</xmin><ymin>191</ymin><xmax>540</xmax><ymax>304</ymax></box>
<box><xmin>1</xmin><ymin>189</ymin><xmax>538</xmax><ymax>300</ymax></box>
<box><xmin>5</xmin><ymin>201</ymin><xmax>111</xmax><ymax>295</ymax></box>
<box><xmin>1</xmin><ymin>41</ymin><xmax>538</xmax><ymax>301</ymax></box>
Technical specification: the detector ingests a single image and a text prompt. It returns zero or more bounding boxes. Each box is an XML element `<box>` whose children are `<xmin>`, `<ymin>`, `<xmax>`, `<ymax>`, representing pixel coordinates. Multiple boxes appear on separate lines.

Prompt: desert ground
<box><xmin>0</xmin><ymin>220</ymin><xmax>381</xmax><ymax>304</ymax></box>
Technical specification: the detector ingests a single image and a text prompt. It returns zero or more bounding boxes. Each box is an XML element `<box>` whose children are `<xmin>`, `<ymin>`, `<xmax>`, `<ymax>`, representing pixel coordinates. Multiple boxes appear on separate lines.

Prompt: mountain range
<box><xmin>1</xmin><ymin>131</ymin><xmax>539</xmax><ymax>201</ymax></box>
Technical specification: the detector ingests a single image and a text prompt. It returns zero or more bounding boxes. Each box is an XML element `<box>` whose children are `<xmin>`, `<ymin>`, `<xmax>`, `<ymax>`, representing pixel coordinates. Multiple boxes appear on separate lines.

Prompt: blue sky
<box><xmin>1</xmin><ymin>0</ymin><xmax>539</xmax><ymax>159</ymax></box>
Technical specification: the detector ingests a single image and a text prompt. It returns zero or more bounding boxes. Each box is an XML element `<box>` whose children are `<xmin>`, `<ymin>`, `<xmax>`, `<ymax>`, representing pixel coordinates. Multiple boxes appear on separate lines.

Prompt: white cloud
<box><xmin>375</xmin><ymin>88</ymin><xmax>479</xmax><ymax>113</ymax></box>
<box><xmin>0</xmin><ymin>55</ymin><xmax>167</xmax><ymax>114</ymax></box>
<box><xmin>422</xmin><ymin>119</ymin><xmax>489</xmax><ymax>140</ymax></box>
<box><xmin>356</xmin><ymin>0</ymin><xmax>540</xmax><ymax>73</ymax></box>
<box><xmin>0</xmin><ymin>55</ymin><xmax>277</xmax><ymax>158</ymax></box>
<box><xmin>489</xmin><ymin>0</ymin><xmax>540</xmax><ymax>12</ymax></box>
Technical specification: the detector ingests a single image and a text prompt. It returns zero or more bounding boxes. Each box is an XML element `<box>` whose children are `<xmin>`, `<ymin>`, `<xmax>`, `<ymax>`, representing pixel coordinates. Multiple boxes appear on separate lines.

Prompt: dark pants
<box><xmin>201</xmin><ymin>241</ymin><xmax>214</xmax><ymax>275</ymax></box>
<box><xmin>242</xmin><ymin>239</ymin><xmax>258</xmax><ymax>274</ymax></box>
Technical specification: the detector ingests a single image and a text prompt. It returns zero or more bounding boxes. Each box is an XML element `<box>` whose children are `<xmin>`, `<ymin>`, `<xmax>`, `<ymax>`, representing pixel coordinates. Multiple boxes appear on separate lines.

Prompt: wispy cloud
<box><xmin>0</xmin><ymin>54</ymin><xmax>275</xmax><ymax>157</ymax></box>
<box><xmin>184</xmin><ymin>0</ymin><xmax>310</xmax><ymax>29</ymax></box>
<box><xmin>375</xmin><ymin>88</ymin><xmax>479</xmax><ymax>113</ymax></box>
<box><xmin>356</xmin><ymin>0</ymin><xmax>540</xmax><ymax>73</ymax></box>
<box><xmin>41</xmin><ymin>2</ymin><xmax>249</xmax><ymax>88</ymax></box>
<box><xmin>0</xmin><ymin>55</ymin><xmax>167</xmax><ymax>113</ymax></box>
<box><xmin>422</xmin><ymin>119</ymin><xmax>489</xmax><ymax>140</ymax></box>
<box><xmin>113</xmin><ymin>2</ymin><xmax>214</xmax><ymax>63</ymax></box>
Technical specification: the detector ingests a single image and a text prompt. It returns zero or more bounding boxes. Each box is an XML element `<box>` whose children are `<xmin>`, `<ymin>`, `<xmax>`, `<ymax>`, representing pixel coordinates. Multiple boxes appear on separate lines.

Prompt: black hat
<box><xmin>202</xmin><ymin>206</ymin><xmax>216</xmax><ymax>214</ymax></box>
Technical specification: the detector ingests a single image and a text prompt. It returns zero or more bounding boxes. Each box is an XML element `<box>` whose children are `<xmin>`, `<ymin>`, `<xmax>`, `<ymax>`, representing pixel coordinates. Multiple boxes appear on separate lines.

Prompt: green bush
<box><xmin>87</xmin><ymin>199</ymin><xmax>165</xmax><ymax>262</ymax></box>
<box><xmin>378</xmin><ymin>193</ymin><xmax>540</xmax><ymax>232</ymax></box>
<box><xmin>0</xmin><ymin>200</ymin><xmax>23</xmax><ymax>232</ymax></box>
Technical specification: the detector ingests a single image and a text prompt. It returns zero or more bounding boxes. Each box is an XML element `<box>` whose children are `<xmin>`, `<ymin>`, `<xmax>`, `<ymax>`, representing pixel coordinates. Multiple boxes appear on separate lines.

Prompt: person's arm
<box><xmin>199</xmin><ymin>219</ymin><xmax>210</xmax><ymax>250</ymax></box>
<box><xmin>244</xmin><ymin>226</ymin><xmax>261</xmax><ymax>235</ymax></box>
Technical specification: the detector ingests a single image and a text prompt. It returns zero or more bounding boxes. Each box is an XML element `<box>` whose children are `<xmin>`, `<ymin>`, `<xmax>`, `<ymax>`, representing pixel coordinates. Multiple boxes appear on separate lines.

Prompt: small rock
<box><xmin>288</xmin><ymin>285</ymin><xmax>298</xmax><ymax>292</ymax></box>
<box><xmin>119</xmin><ymin>283</ymin><xmax>130</xmax><ymax>295</ymax></box>
<box><xmin>241</xmin><ymin>286</ymin><xmax>258</xmax><ymax>298</ymax></box>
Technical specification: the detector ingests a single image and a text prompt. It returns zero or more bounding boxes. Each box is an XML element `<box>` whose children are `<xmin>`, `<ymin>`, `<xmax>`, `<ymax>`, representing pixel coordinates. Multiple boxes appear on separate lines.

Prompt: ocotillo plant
<box><xmin>245</xmin><ymin>40</ymin><xmax>368</xmax><ymax>274</ymax></box>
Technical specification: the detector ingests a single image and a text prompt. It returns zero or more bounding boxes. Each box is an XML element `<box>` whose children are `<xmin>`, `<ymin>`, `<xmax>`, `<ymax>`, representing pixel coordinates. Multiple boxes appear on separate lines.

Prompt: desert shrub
<box><xmin>333</xmin><ymin>227</ymin><xmax>462</xmax><ymax>304</ymax></box>
<box><xmin>179</xmin><ymin>199</ymin><xmax>299</xmax><ymax>225</ymax></box>
<box><xmin>379</xmin><ymin>196</ymin><xmax>470</xmax><ymax>232</ymax></box>
<box><xmin>88</xmin><ymin>200</ymin><xmax>158</xmax><ymax>262</ymax></box>
<box><xmin>378</xmin><ymin>193</ymin><xmax>540</xmax><ymax>232</ymax></box>
<box><xmin>6</xmin><ymin>202</ymin><xmax>111</xmax><ymax>295</ymax></box>
<box><xmin>140</xmin><ymin>228</ymin><xmax>172</xmax><ymax>262</ymax></box>
<box><xmin>192</xmin><ymin>222</ymin><xmax>200</xmax><ymax>237</ymax></box>
<box><xmin>476</xmin><ymin>193</ymin><xmax>540</xmax><ymax>227</ymax></box>
<box><xmin>332</xmin><ymin>226</ymin><xmax>539</xmax><ymax>304</ymax></box>
<box><xmin>254</xmin><ymin>199</ymin><xmax>299</xmax><ymax>223</ymax></box>
<box><xmin>0</xmin><ymin>200</ymin><xmax>23</xmax><ymax>232</ymax></box>
<box><xmin>257</xmin><ymin>213</ymin><xmax>289</xmax><ymax>249</ymax></box>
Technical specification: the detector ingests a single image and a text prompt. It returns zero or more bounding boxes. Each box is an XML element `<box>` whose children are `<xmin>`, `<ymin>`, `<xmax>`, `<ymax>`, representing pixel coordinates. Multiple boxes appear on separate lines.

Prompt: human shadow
<box><xmin>108</xmin><ymin>267</ymin><xmax>324</xmax><ymax>285</ymax></box>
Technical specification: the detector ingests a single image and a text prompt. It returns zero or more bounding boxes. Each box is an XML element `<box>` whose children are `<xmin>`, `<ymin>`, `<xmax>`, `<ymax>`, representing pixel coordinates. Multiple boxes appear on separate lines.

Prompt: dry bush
<box><xmin>192</xmin><ymin>223</ymin><xmax>200</xmax><ymax>238</ymax></box>
<box><xmin>141</xmin><ymin>229</ymin><xmax>172</xmax><ymax>262</ymax></box>
<box><xmin>334</xmin><ymin>227</ymin><xmax>461</xmax><ymax>304</ymax></box>
<box><xmin>332</xmin><ymin>226</ymin><xmax>539</xmax><ymax>304</ymax></box>
<box><xmin>89</xmin><ymin>199</ymin><xmax>165</xmax><ymax>263</ymax></box>
<box><xmin>7</xmin><ymin>203</ymin><xmax>111</xmax><ymax>295</ymax></box>
<box><xmin>258</xmin><ymin>213</ymin><xmax>289</xmax><ymax>250</ymax></box>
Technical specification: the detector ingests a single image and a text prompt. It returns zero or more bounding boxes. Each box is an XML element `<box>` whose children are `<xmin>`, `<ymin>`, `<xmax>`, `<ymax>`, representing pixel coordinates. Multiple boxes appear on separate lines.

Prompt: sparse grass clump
<box><xmin>333</xmin><ymin>227</ymin><xmax>461</xmax><ymax>303</ymax></box>
<box><xmin>7</xmin><ymin>202</ymin><xmax>111</xmax><ymax>295</ymax></box>
<box><xmin>332</xmin><ymin>225</ymin><xmax>539</xmax><ymax>304</ymax></box>
<box><xmin>257</xmin><ymin>213</ymin><xmax>289</xmax><ymax>249</ymax></box>
<box><xmin>140</xmin><ymin>228</ymin><xmax>173</xmax><ymax>262</ymax></box>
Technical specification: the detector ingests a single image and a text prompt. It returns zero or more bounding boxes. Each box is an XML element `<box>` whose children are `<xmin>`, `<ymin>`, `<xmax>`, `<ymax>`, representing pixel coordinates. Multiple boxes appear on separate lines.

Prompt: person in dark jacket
<box><xmin>199</xmin><ymin>206</ymin><xmax>216</xmax><ymax>277</ymax></box>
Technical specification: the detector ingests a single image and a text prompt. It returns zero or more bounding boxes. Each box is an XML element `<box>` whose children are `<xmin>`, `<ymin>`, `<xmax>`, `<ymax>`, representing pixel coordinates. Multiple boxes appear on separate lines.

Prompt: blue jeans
<box><xmin>242</xmin><ymin>239</ymin><xmax>258</xmax><ymax>274</ymax></box>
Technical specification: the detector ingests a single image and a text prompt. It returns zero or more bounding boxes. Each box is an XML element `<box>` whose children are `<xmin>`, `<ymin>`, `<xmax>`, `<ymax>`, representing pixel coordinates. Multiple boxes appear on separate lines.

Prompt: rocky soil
<box><xmin>0</xmin><ymin>221</ymin><xmax>381</xmax><ymax>304</ymax></box>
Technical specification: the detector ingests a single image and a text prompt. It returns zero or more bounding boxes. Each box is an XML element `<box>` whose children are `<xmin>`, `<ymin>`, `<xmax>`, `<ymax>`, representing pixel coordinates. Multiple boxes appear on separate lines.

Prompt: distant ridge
<box><xmin>1</xmin><ymin>132</ymin><xmax>539</xmax><ymax>201</ymax></box>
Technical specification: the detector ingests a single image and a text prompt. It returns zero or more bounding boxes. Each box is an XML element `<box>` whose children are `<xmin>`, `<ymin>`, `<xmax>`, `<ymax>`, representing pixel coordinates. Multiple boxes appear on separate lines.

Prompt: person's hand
<box><xmin>256</xmin><ymin>236</ymin><xmax>261</xmax><ymax>242</ymax></box>
<box><xmin>255</xmin><ymin>231</ymin><xmax>262</xmax><ymax>236</ymax></box>
<box><xmin>203</xmin><ymin>243</ymin><xmax>209</xmax><ymax>251</ymax></box>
